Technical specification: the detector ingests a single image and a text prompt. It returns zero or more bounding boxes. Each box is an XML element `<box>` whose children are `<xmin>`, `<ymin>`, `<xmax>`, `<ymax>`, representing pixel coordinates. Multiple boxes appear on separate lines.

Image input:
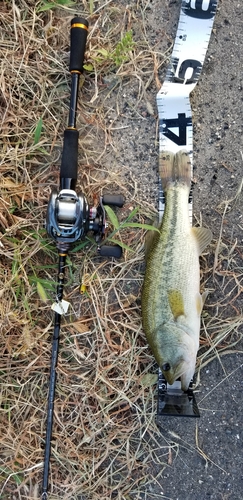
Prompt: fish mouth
<box><xmin>163</xmin><ymin>359</ymin><xmax>196</xmax><ymax>392</ymax></box>
<box><xmin>164</xmin><ymin>365</ymin><xmax>187</xmax><ymax>386</ymax></box>
<box><xmin>163</xmin><ymin>373</ymin><xmax>177</xmax><ymax>386</ymax></box>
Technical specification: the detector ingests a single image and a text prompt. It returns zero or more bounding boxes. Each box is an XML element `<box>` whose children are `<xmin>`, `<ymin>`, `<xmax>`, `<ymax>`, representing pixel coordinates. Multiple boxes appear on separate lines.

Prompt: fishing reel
<box><xmin>46</xmin><ymin>188</ymin><xmax>124</xmax><ymax>257</ymax></box>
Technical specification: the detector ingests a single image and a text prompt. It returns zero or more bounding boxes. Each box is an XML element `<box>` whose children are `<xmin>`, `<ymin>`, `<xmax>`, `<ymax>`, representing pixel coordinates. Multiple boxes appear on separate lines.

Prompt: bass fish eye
<box><xmin>162</xmin><ymin>362</ymin><xmax>171</xmax><ymax>372</ymax></box>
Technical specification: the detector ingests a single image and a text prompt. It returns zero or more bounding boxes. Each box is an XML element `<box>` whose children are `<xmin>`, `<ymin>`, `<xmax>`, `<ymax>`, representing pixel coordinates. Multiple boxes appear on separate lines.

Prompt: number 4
<box><xmin>161</xmin><ymin>113</ymin><xmax>192</xmax><ymax>146</ymax></box>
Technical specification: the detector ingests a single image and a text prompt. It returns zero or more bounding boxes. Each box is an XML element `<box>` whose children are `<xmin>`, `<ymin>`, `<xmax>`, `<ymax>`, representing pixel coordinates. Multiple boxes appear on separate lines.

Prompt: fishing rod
<box><xmin>42</xmin><ymin>18</ymin><xmax>124</xmax><ymax>499</ymax></box>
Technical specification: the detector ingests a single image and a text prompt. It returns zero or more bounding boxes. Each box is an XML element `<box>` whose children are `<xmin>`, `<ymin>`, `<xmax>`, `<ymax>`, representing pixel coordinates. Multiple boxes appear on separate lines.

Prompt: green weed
<box><xmin>112</xmin><ymin>31</ymin><xmax>135</xmax><ymax>66</ymax></box>
<box><xmin>89</xmin><ymin>0</ymin><xmax>94</xmax><ymax>15</ymax></box>
<box><xmin>0</xmin><ymin>467</ymin><xmax>23</xmax><ymax>486</ymax></box>
<box><xmin>84</xmin><ymin>31</ymin><xmax>135</xmax><ymax>72</ymax></box>
<box><xmin>36</xmin><ymin>0</ymin><xmax>75</xmax><ymax>12</ymax></box>
<box><xmin>104</xmin><ymin>205</ymin><xmax>159</xmax><ymax>251</ymax></box>
<box><xmin>33</xmin><ymin>117</ymin><xmax>43</xmax><ymax>145</ymax></box>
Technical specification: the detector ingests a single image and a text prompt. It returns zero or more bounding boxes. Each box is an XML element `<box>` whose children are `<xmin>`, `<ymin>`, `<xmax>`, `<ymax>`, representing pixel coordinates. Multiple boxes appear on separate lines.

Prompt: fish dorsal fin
<box><xmin>191</xmin><ymin>227</ymin><xmax>212</xmax><ymax>255</ymax></box>
<box><xmin>168</xmin><ymin>289</ymin><xmax>185</xmax><ymax>320</ymax></box>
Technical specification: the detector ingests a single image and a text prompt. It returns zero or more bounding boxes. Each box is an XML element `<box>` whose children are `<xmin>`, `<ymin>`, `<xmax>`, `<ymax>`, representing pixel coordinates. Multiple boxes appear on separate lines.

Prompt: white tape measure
<box><xmin>157</xmin><ymin>0</ymin><xmax>218</xmax><ymax>221</ymax></box>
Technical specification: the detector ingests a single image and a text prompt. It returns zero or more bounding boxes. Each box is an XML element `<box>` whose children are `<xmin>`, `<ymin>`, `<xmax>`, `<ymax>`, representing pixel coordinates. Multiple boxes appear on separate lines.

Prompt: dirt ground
<box><xmin>1</xmin><ymin>0</ymin><xmax>243</xmax><ymax>499</ymax></box>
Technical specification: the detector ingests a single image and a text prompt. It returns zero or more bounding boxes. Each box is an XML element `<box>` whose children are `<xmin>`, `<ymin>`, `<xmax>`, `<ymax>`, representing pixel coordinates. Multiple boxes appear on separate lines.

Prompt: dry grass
<box><xmin>0</xmin><ymin>1</ymin><xmax>243</xmax><ymax>499</ymax></box>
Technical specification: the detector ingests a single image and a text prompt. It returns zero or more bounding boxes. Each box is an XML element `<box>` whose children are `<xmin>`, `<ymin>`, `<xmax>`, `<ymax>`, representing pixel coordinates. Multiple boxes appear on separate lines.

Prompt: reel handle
<box><xmin>99</xmin><ymin>245</ymin><xmax>123</xmax><ymax>259</ymax></box>
<box><xmin>70</xmin><ymin>17</ymin><xmax>89</xmax><ymax>73</ymax></box>
<box><xmin>102</xmin><ymin>194</ymin><xmax>124</xmax><ymax>208</ymax></box>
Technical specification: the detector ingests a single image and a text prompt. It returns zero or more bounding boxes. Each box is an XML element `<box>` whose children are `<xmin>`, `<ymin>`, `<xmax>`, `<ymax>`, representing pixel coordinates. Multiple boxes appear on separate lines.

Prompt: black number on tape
<box><xmin>161</xmin><ymin>113</ymin><xmax>192</xmax><ymax>146</ymax></box>
<box><xmin>169</xmin><ymin>57</ymin><xmax>202</xmax><ymax>85</ymax></box>
<box><xmin>182</xmin><ymin>0</ymin><xmax>217</xmax><ymax>19</ymax></box>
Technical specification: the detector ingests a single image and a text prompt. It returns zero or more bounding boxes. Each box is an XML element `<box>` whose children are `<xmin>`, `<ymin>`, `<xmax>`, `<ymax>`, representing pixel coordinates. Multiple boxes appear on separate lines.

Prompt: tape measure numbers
<box><xmin>157</xmin><ymin>0</ymin><xmax>218</xmax><ymax>220</ymax></box>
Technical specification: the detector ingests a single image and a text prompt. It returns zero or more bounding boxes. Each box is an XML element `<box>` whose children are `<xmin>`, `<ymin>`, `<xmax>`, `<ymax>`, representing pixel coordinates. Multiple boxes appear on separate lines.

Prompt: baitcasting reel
<box><xmin>46</xmin><ymin>188</ymin><xmax>124</xmax><ymax>257</ymax></box>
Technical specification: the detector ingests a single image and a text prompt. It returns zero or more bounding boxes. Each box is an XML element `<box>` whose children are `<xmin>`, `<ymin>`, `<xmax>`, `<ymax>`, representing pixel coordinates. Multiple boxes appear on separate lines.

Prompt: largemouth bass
<box><xmin>142</xmin><ymin>150</ymin><xmax>212</xmax><ymax>391</ymax></box>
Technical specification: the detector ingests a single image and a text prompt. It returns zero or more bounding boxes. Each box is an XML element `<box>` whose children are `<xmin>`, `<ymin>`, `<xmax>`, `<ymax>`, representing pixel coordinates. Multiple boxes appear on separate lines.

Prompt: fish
<box><xmin>141</xmin><ymin>150</ymin><xmax>212</xmax><ymax>391</ymax></box>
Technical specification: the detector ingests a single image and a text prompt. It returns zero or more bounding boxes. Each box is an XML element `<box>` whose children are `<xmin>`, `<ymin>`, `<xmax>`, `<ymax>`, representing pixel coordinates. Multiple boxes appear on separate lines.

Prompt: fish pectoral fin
<box><xmin>196</xmin><ymin>293</ymin><xmax>203</xmax><ymax>316</ymax></box>
<box><xmin>196</xmin><ymin>291</ymin><xmax>208</xmax><ymax>316</ymax></box>
<box><xmin>168</xmin><ymin>289</ymin><xmax>185</xmax><ymax>320</ymax></box>
<box><xmin>191</xmin><ymin>227</ymin><xmax>212</xmax><ymax>255</ymax></box>
<box><xmin>202</xmin><ymin>290</ymin><xmax>209</xmax><ymax>305</ymax></box>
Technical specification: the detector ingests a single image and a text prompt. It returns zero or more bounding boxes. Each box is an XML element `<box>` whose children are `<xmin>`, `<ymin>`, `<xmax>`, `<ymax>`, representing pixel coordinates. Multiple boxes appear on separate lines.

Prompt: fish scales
<box><xmin>142</xmin><ymin>151</ymin><xmax>212</xmax><ymax>391</ymax></box>
<box><xmin>143</xmin><ymin>187</ymin><xmax>199</xmax><ymax>334</ymax></box>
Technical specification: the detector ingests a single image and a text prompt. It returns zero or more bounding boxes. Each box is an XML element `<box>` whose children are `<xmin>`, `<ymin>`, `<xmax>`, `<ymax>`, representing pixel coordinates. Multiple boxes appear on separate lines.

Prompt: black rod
<box><xmin>41</xmin><ymin>254</ymin><xmax>67</xmax><ymax>500</ymax></box>
<box><xmin>68</xmin><ymin>73</ymin><xmax>79</xmax><ymax>129</ymax></box>
<box><xmin>42</xmin><ymin>17</ymin><xmax>88</xmax><ymax>499</ymax></box>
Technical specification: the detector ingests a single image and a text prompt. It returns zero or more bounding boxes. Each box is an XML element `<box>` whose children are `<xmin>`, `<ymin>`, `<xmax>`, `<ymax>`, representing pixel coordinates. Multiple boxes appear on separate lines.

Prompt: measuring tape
<box><xmin>157</xmin><ymin>0</ymin><xmax>218</xmax><ymax>221</ymax></box>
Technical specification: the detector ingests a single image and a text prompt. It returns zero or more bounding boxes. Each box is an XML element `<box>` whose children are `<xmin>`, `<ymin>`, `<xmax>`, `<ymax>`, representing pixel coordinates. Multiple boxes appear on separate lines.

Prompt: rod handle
<box><xmin>60</xmin><ymin>129</ymin><xmax>79</xmax><ymax>181</ymax></box>
<box><xmin>70</xmin><ymin>17</ymin><xmax>89</xmax><ymax>73</ymax></box>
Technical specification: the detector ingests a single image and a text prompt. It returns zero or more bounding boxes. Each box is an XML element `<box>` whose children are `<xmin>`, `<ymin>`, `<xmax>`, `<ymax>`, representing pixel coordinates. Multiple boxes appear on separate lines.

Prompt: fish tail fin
<box><xmin>159</xmin><ymin>150</ymin><xmax>191</xmax><ymax>191</ymax></box>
